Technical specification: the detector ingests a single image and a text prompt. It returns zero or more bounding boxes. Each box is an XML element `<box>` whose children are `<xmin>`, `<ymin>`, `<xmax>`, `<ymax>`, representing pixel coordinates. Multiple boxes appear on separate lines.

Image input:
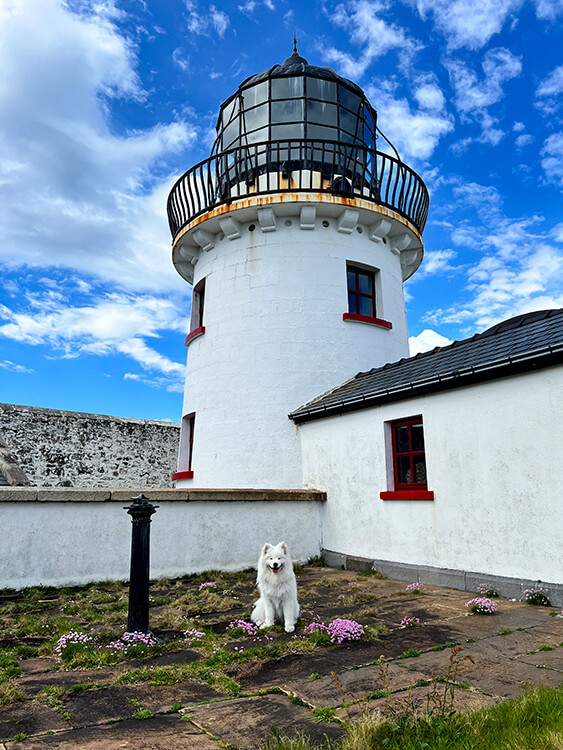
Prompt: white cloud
<box><xmin>404</xmin><ymin>0</ymin><xmax>523</xmax><ymax>50</ymax></box>
<box><xmin>533</xmin><ymin>0</ymin><xmax>563</xmax><ymax>20</ymax></box>
<box><xmin>0</xmin><ymin>0</ymin><xmax>197</xmax><ymax>293</ymax></box>
<box><xmin>515</xmin><ymin>133</ymin><xmax>533</xmax><ymax>148</ymax></box>
<box><xmin>541</xmin><ymin>132</ymin><xmax>563</xmax><ymax>188</ymax></box>
<box><xmin>323</xmin><ymin>0</ymin><xmax>420</xmax><ymax>79</ymax></box>
<box><xmin>536</xmin><ymin>64</ymin><xmax>563</xmax><ymax>114</ymax></box>
<box><xmin>416</xmin><ymin>248</ymin><xmax>459</xmax><ymax>277</ymax></box>
<box><xmin>409</xmin><ymin>329</ymin><xmax>452</xmax><ymax>355</ymax></box>
<box><xmin>185</xmin><ymin>1</ymin><xmax>230</xmax><ymax>37</ymax></box>
<box><xmin>0</xmin><ymin>289</ymin><xmax>188</xmax><ymax>387</ymax></box>
<box><xmin>0</xmin><ymin>360</ymin><xmax>34</xmax><ymax>374</ymax></box>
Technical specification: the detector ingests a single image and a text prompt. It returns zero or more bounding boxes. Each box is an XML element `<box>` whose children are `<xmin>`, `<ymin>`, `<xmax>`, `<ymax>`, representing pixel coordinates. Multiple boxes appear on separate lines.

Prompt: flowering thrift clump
<box><xmin>198</xmin><ymin>582</ymin><xmax>217</xmax><ymax>592</ymax></box>
<box><xmin>106</xmin><ymin>631</ymin><xmax>159</xmax><ymax>656</ymax></box>
<box><xmin>405</xmin><ymin>582</ymin><xmax>425</xmax><ymax>593</ymax></box>
<box><xmin>400</xmin><ymin>616</ymin><xmax>421</xmax><ymax>627</ymax></box>
<box><xmin>466</xmin><ymin>597</ymin><xmax>497</xmax><ymax>615</ymax></box>
<box><xmin>55</xmin><ymin>631</ymin><xmax>93</xmax><ymax>658</ymax></box>
<box><xmin>305</xmin><ymin>618</ymin><xmax>364</xmax><ymax>644</ymax></box>
<box><xmin>184</xmin><ymin>629</ymin><xmax>206</xmax><ymax>646</ymax></box>
<box><xmin>477</xmin><ymin>583</ymin><xmax>499</xmax><ymax>597</ymax></box>
<box><xmin>227</xmin><ymin>620</ymin><xmax>259</xmax><ymax>637</ymax></box>
<box><xmin>522</xmin><ymin>588</ymin><xmax>551</xmax><ymax>606</ymax></box>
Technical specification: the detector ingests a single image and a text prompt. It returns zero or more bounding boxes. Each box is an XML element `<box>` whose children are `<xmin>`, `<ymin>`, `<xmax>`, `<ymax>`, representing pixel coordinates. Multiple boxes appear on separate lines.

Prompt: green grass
<box><xmin>263</xmin><ymin>686</ymin><xmax>563</xmax><ymax>750</ymax></box>
<box><xmin>0</xmin><ymin>681</ymin><xmax>27</xmax><ymax>706</ymax></box>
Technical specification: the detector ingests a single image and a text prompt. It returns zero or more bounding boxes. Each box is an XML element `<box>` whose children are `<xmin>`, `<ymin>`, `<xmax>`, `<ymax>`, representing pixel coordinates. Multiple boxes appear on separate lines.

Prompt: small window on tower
<box><xmin>343</xmin><ymin>262</ymin><xmax>392</xmax><ymax>329</ymax></box>
<box><xmin>347</xmin><ymin>264</ymin><xmax>376</xmax><ymax>317</ymax></box>
<box><xmin>186</xmin><ymin>278</ymin><xmax>206</xmax><ymax>345</ymax></box>
<box><xmin>172</xmin><ymin>413</ymin><xmax>195</xmax><ymax>481</ymax></box>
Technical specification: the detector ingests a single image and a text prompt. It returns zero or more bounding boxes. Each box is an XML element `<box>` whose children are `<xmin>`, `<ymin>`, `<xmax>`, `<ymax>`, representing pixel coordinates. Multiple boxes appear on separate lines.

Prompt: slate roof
<box><xmin>290</xmin><ymin>308</ymin><xmax>563</xmax><ymax>424</ymax></box>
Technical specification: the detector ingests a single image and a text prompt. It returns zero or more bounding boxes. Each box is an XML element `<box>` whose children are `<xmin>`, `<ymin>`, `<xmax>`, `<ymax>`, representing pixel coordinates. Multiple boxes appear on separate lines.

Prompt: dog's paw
<box><xmin>284</xmin><ymin>624</ymin><xmax>295</xmax><ymax>633</ymax></box>
<box><xmin>260</xmin><ymin>621</ymin><xmax>274</xmax><ymax>629</ymax></box>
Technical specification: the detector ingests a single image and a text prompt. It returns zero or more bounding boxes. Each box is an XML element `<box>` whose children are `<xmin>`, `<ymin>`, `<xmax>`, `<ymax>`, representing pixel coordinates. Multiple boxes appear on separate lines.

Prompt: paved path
<box><xmin>1</xmin><ymin>570</ymin><xmax>562</xmax><ymax>749</ymax></box>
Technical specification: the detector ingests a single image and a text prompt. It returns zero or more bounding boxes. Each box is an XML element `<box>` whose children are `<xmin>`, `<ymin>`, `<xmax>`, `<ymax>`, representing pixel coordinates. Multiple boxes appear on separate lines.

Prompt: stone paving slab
<box><xmin>394</xmin><ymin>646</ymin><xmax>563</xmax><ymax>698</ymax></box>
<box><xmin>2</xmin><ymin>715</ymin><xmax>217</xmax><ymax>750</ymax></box>
<box><xmin>516</xmin><ymin>646</ymin><xmax>563</xmax><ymax>671</ymax></box>
<box><xmin>183</xmin><ymin>694</ymin><xmax>344</xmax><ymax>750</ymax></box>
<box><xmin>284</xmin><ymin>663</ymin><xmax>430</xmax><ymax>708</ymax></box>
<box><xmin>0</xmin><ymin>703</ymin><xmax>68</xmax><ymax>742</ymax></box>
<box><xmin>466</xmin><ymin>629</ymin><xmax>563</xmax><ymax>660</ymax></box>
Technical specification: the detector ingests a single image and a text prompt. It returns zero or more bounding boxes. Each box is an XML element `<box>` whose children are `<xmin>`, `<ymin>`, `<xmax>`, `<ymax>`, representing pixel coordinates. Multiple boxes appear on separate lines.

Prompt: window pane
<box><xmin>359</xmin><ymin>296</ymin><xmax>374</xmax><ymax>317</ymax></box>
<box><xmin>397</xmin><ymin>455</ymin><xmax>412</xmax><ymax>485</ymax></box>
<box><xmin>271</xmin><ymin>123</ymin><xmax>304</xmax><ymax>139</ymax></box>
<box><xmin>242</xmin><ymin>82</ymin><xmax>268</xmax><ymax>108</ymax></box>
<box><xmin>271</xmin><ymin>99</ymin><xmax>304</xmax><ymax>124</ymax></box>
<box><xmin>340</xmin><ymin>108</ymin><xmax>359</xmax><ymax>136</ymax></box>
<box><xmin>246</xmin><ymin>127</ymin><xmax>268</xmax><ymax>144</ymax></box>
<box><xmin>413</xmin><ymin>456</ymin><xmax>427</xmax><ymax>484</ymax></box>
<box><xmin>307</xmin><ymin>124</ymin><xmax>338</xmax><ymax>142</ymax></box>
<box><xmin>307</xmin><ymin>100</ymin><xmax>337</xmax><ymax>125</ymax></box>
<box><xmin>222</xmin><ymin>119</ymin><xmax>240</xmax><ymax>149</ymax></box>
<box><xmin>307</xmin><ymin>77</ymin><xmax>337</xmax><ymax>102</ymax></box>
<box><xmin>395</xmin><ymin>425</ymin><xmax>410</xmax><ymax>453</ymax></box>
<box><xmin>339</xmin><ymin>88</ymin><xmax>361</xmax><ymax>113</ymax></box>
<box><xmin>244</xmin><ymin>104</ymin><xmax>269</xmax><ymax>131</ymax></box>
<box><xmin>347</xmin><ymin>270</ymin><xmax>357</xmax><ymax>291</ymax></box>
<box><xmin>271</xmin><ymin>76</ymin><xmax>303</xmax><ymax>99</ymax></box>
<box><xmin>411</xmin><ymin>424</ymin><xmax>425</xmax><ymax>452</ymax></box>
<box><xmin>358</xmin><ymin>272</ymin><xmax>373</xmax><ymax>294</ymax></box>
<box><xmin>348</xmin><ymin>292</ymin><xmax>358</xmax><ymax>314</ymax></box>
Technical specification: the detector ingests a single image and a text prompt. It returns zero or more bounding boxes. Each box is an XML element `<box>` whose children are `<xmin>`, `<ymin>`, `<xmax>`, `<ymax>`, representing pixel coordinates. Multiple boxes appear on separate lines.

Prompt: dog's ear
<box><xmin>279</xmin><ymin>542</ymin><xmax>288</xmax><ymax>554</ymax></box>
<box><xmin>261</xmin><ymin>543</ymin><xmax>272</xmax><ymax>556</ymax></box>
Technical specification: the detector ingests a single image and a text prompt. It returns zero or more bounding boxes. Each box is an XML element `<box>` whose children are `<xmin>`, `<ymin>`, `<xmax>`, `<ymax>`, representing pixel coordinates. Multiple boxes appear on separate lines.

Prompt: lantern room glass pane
<box><xmin>271</xmin><ymin>99</ymin><xmax>304</xmax><ymax>124</ymax></box>
<box><xmin>242</xmin><ymin>82</ymin><xmax>269</xmax><ymax>108</ymax></box>
<box><xmin>271</xmin><ymin>76</ymin><xmax>303</xmax><ymax>99</ymax></box>
<box><xmin>307</xmin><ymin>77</ymin><xmax>337</xmax><ymax>102</ymax></box>
<box><xmin>246</xmin><ymin>127</ymin><xmax>268</xmax><ymax>144</ymax></box>
<box><xmin>307</xmin><ymin>124</ymin><xmax>337</xmax><ymax>142</ymax></box>
<box><xmin>244</xmin><ymin>104</ymin><xmax>268</xmax><ymax>131</ymax></box>
<box><xmin>222</xmin><ymin>120</ymin><xmax>240</xmax><ymax>149</ymax></box>
<box><xmin>340</xmin><ymin>108</ymin><xmax>359</xmax><ymax>137</ymax></box>
<box><xmin>271</xmin><ymin>123</ymin><xmax>304</xmax><ymax>139</ymax></box>
<box><xmin>307</xmin><ymin>100</ymin><xmax>337</xmax><ymax>125</ymax></box>
<box><xmin>340</xmin><ymin>88</ymin><xmax>361</xmax><ymax>113</ymax></box>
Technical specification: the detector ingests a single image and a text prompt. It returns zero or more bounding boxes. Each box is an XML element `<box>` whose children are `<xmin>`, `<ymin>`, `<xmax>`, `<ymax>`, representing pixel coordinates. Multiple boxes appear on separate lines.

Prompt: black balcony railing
<box><xmin>167</xmin><ymin>138</ymin><xmax>429</xmax><ymax>240</ymax></box>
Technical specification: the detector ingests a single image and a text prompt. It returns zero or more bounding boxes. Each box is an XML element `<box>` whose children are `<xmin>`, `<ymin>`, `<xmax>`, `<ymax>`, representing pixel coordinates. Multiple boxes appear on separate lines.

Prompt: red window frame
<box><xmin>391</xmin><ymin>417</ymin><xmax>428</xmax><ymax>490</ymax></box>
<box><xmin>347</xmin><ymin>264</ymin><xmax>376</xmax><ymax>318</ymax></box>
<box><xmin>172</xmin><ymin>413</ymin><xmax>195</xmax><ymax>481</ymax></box>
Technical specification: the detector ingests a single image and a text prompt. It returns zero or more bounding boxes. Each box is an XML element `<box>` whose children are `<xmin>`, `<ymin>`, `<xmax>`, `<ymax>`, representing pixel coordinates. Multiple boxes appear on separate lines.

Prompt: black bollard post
<box><xmin>124</xmin><ymin>493</ymin><xmax>159</xmax><ymax>633</ymax></box>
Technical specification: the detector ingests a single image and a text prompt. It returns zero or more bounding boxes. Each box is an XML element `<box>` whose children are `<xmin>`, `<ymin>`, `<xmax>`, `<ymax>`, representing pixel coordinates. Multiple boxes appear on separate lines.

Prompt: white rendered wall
<box><xmin>298</xmin><ymin>368</ymin><xmax>563</xmax><ymax>584</ymax></box>
<box><xmin>0</xmin><ymin>491</ymin><xmax>323</xmax><ymax>589</ymax></box>
<box><xmin>180</xmin><ymin>207</ymin><xmax>410</xmax><ymax>489</ymax></box>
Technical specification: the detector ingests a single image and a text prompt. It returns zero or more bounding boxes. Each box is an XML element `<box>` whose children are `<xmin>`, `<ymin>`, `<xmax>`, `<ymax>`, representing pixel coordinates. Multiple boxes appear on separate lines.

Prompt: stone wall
<box><xmin>0</xmin><ymin>403</ymin><xmax>180</xmax><ymax>488</ymax></box>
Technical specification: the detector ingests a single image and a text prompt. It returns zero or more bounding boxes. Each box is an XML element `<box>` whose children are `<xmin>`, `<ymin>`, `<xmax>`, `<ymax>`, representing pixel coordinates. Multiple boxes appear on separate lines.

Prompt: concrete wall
<box><xmin>0</xmin><ymin>487</ymin><xmax>325</xmax><ymax>589</ymax></box>
<box><xmin>179</xmin><ymin>203</ymin><xmax>411</xmax><ymax>489</ymax></box>
<box><xmin>0</xmin><ymin>403</ymin><xmax>180</xmax><ymax>488</ymax></box>
<box><xmin>298</xmin><ymin>367</ymin><xmax>563</xmax><ymax>588</ymax></box>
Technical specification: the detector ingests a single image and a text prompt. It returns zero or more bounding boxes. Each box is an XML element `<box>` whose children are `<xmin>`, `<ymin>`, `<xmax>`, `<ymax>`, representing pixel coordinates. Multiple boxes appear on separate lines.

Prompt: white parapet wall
<box><xmin>0</xmin><ymin>488</ymin><xmax>324</xmax><ymax>589</ymax></box>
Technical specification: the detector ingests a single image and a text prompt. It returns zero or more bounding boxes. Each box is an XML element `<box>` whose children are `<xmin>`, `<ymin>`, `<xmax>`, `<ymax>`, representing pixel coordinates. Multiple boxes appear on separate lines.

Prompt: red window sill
<box><xmin>185</xmin><ymin>326</ymin><xmax>205</xmax><ymax>346</ymax></box>
<box><xmin>380</xmin><ymin>490</ymin><xmax>434</xmax><ymax>500</ymax></box>
<box><xmin>343</xmin><ymin>313</ymin><xmax>392</xmax><ymax>329</ymax></box>
<box><xmin>172</xmin><ymin>470</ymin><xmax>193</xmax><ymax>481</ymax></box>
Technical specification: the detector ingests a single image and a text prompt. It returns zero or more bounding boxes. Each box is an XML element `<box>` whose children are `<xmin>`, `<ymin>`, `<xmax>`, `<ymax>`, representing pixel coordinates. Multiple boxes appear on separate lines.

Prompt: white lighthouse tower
<box><xmin>168</xmin><ymin>45</ymin><xmax>428</xmax><ymax>489</ymax></box>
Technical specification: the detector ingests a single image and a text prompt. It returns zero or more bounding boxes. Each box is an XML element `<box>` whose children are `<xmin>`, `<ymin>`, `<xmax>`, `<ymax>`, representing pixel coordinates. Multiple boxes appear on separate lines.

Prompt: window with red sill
<box><xmin>343</xmin><ymin>263</ymin><xmax>392</xmax><ymax>328</ymax></box>
<box><xmin>173</xmin><ymin>413</ymin><xmax>195</xmax><ymax>481</ymax></box>
<box><xmin>186</xmin><ymin>278</ymin><xmax>206</xmax><ymax>345</ymax></box>
<box><xmin>380</xmin><ymin>417</ymin><xmax>434</xmax><ymax>500</ymax></box>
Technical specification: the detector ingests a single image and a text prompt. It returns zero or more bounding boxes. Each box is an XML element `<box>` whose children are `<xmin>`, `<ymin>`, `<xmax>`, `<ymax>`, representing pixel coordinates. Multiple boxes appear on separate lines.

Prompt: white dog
<box><xmin>250</xmin><ymin>541</ymin><xmax>300</xmax><ymax>633</ymax></box>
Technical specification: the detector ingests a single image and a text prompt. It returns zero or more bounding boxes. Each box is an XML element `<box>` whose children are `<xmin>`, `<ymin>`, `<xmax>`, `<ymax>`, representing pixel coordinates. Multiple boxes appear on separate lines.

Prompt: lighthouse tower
<box><xmin>168</xmin><ymin>45</ymin><xmax>428</xmax><ymax>489</ymax></box>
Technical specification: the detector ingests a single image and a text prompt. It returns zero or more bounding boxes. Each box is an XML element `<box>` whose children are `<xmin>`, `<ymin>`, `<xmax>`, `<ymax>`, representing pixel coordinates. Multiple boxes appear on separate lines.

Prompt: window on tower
<box><xmin>172</xmin><ymin>413</ymin><xmax>195</xmax><ymax>481</ymax></box>
<box><xmin>342</xmin><ymin>263</ymin><xmax>392</xmax><ymax>329</ymax></box>
<box><xmin>380</xmin><ymin>416</ymin><xmax>434</xmax><ymax>500</ymax></box>
<box><xmin>185</xmin><ymin>278</ymin><xmax>206</xmax><ymax>345</ymax></box>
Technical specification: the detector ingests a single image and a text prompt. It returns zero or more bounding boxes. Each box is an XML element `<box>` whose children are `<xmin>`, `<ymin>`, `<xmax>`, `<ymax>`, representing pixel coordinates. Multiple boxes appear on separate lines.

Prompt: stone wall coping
<box><xmin>0</xmin><ymin>402</ymin><xmax>181</xmax><ymax>429</ymax></box>
<box><xmin>0</xmin><ymin>487</ymin><xmax>327</xmax><ymax>503</ymax></box>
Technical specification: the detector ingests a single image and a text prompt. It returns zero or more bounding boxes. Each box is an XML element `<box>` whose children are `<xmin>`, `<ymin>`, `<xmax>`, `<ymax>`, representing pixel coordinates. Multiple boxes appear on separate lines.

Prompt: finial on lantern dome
<box><xmin>292</xmin><ymin>34</ymin><xmax>298</xmax><ymax>56</ymax></box>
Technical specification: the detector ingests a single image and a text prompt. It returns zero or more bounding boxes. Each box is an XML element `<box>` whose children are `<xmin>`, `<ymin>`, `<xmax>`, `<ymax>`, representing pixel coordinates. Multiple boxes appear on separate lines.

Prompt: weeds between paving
<box><xmin>0</xmin><ymin>565</ymin><xmax>562</xmax><ymax>748</ymax></box>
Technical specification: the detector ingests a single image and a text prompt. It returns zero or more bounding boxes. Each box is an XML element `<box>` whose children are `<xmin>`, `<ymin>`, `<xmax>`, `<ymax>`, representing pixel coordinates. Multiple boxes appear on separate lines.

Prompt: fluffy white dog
<box><xmin>250</xmin><ymin>541</ymin><xmax>300</xmax><ymax>633</ymax></box>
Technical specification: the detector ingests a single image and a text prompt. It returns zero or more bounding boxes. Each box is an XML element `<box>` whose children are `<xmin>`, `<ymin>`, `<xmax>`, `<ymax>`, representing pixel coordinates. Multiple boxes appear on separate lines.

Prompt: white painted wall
<box><xmin>298</xmin><ymin>368</ymin><xmax>563</xmax><ymax>584</ymax></box>
<box><xmin>179</xmin><ymin>206</ymin><xmax>410</xmax><ymax>489</ymax></box>
<box><xmin>0</xmin><ymin>495</ymin><xmax>323</xmax><ymax>589</ymax></box>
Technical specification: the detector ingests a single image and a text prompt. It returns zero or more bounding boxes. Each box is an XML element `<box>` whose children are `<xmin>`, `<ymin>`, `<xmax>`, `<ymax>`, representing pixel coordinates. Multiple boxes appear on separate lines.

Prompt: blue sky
<box><xmin>0</xmin><ymin>0</ymin><xmax>562</xmax><ymax>422</ymax></box>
